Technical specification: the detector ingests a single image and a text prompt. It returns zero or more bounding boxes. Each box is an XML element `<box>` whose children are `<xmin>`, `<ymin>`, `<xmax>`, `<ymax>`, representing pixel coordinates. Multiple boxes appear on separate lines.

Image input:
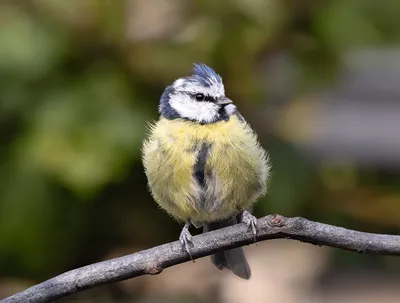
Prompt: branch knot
<box><xmin>268</xmin><ymin>214</ymin><xmax>286</xmax><ymax>227</ymax></box>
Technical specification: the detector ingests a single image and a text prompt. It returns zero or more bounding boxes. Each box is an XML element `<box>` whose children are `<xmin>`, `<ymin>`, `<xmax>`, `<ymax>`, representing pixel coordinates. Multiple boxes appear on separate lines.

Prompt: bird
<box><xmin>142</xmin><ymin>63</ymin><xmax>270</xmax><ymax>279</ymax></box>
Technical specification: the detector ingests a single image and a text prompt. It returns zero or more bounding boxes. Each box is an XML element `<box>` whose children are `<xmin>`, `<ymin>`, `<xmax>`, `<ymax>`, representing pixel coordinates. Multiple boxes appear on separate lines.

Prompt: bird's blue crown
<box><xmin>191</xmin><ymin>63</ymin><xmax>222</xmax><ymax>87</ymax></box>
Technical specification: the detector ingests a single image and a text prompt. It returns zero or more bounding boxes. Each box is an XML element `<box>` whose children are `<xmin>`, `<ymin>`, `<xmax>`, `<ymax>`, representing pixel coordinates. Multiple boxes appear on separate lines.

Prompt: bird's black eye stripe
<box><xmin>193</xmin><ymin>93</ymin><xmax>215</xmax><ymax>102</ymax></box>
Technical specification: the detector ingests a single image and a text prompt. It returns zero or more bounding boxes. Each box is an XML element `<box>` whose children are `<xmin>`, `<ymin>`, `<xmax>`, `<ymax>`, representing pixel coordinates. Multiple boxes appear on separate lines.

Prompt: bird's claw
<box><xmin>179</xmin><ymin>222</ymin><xmax>194</xmax><ymax>261</ymax></box>
<box><xmin>242</xmin><ymin>210</ymin><xmax>258</xmax><ymax>241</ymax></box>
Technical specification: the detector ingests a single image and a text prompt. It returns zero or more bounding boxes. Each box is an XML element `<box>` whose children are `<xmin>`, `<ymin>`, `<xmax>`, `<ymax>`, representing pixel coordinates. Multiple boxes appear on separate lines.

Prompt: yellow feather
<box><xmin>142</xmin><ymin>115</ymin><xmax>270</xmax><ymax>223</ymax></box>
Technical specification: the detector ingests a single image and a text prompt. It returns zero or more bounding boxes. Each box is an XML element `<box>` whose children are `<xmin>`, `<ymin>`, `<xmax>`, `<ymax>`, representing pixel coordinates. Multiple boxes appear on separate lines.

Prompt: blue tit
<box><xmin>142</xmin><ymin>63</ymin><xmax>270</xmax><ymax>279</ymax></box>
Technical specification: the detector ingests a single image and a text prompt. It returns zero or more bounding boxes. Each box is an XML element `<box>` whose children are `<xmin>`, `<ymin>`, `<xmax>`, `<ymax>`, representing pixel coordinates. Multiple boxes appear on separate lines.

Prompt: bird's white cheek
<box><xmin>170</xmin><ymin>96</ymin><xmax>219</xmax><ymax>123</ymax></box>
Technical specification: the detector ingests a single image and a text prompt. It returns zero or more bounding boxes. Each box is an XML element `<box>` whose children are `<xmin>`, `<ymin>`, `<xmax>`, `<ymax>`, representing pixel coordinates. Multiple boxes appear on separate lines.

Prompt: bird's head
<box><xmin>159</xmin><ymin>64</ymin><xmax>234</xmax><ymax>124</ymax></box>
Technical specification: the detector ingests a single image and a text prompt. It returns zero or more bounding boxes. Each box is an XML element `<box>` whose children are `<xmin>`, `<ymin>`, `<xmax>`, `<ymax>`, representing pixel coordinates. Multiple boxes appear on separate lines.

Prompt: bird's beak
<box><xmin>216</xmin><ymin>96</ymin><xmax>233</xmax><ymax>106</ymax></box>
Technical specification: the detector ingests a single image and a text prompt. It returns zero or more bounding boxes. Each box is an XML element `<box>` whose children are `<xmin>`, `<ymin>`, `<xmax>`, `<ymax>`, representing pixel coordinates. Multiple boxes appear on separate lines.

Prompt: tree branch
<box><xmin>2</xmin><ymin>214</ymin><xmax>400</xmax><ymax>303</ymax></box>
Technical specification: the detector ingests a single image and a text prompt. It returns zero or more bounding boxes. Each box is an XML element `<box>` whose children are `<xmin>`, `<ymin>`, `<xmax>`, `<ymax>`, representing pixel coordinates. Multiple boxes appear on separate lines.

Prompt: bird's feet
<box><xmin>179</xmin><ymin>222</ymin><xmax>194</xmax><ymax>260</ymax></box>
<box><xmin>242</xmin><ymin>210</ymin><xmax>258</xmax><ymax>241</ymax></box>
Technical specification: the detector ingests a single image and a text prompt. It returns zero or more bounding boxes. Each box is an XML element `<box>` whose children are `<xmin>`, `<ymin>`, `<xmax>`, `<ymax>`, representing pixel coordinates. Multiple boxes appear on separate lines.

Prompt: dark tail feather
<box><xmin>203</xmin><ymin>215</ymin><xmax>251</xmax><ymax>280</ymax></box>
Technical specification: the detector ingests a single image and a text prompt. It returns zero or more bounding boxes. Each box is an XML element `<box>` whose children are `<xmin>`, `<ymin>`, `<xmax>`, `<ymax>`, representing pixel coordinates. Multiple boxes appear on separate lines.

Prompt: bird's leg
<box><xmin>179</xmin><ymin>221</ymin><xmax>194</xmax><ymax>259</ymax></box>
<box><xmin>241</xmin><ymin>210</ymin><xmax>258</xmax><ymax>241</ymax></box>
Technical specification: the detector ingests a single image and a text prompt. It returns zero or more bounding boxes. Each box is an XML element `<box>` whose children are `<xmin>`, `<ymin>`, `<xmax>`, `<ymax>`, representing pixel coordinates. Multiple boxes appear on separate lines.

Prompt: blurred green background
<box><xmin>1</xmin><ymin>0</ymin><xmax>400</xmax><ymax>302</ymax></box>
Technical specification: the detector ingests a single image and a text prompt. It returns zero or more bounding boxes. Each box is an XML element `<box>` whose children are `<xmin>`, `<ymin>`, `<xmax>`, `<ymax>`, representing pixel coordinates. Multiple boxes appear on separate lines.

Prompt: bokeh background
<box><xmin>1</xmin><ymin>0</ymin><xmax>400</xmax><ymax>302</ymax></box>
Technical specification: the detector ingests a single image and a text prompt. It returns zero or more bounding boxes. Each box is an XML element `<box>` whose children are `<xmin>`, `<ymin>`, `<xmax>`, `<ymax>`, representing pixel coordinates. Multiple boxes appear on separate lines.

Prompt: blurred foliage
<box><xmin>0</xmin><ymin>0</ymin><xmax>400</xmax><ymax>301</ymax></box>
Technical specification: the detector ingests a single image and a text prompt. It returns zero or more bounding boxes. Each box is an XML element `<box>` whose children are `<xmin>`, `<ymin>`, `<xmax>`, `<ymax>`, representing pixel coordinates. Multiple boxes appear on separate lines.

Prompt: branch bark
<box><xmin>2</xmin><ymin>214</ymin><xmax>400</xmax><ymax>303</ymax></box>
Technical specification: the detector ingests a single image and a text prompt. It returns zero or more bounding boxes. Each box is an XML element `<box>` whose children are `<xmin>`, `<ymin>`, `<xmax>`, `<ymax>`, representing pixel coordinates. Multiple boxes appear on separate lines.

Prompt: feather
<box><xmin>142</xmin><ymin>115</ymin><xmax>270</xmax><ymax>223</ymax></box>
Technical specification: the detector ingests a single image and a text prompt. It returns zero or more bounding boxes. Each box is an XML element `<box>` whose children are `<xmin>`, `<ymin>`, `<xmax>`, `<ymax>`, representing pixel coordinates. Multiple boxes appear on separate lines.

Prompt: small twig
<box><xmin>2</xmin><ymin>214</ymin><xmax>400</xmax><ymax>303</ymax></box>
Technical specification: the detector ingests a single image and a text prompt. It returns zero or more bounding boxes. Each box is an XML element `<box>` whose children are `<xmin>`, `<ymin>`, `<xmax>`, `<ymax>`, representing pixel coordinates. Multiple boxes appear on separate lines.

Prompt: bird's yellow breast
<box><xmin>142</xmin><ymin>116</ymin><xmax>268</xmax><ymax>223</ymax></box>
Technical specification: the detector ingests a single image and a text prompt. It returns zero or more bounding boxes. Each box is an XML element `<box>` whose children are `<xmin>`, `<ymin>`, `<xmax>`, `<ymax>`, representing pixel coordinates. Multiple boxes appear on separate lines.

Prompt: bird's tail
<box><xmin>203</xmin><ymin>215</ymin><xmax>251</xmax><ymax>280</ymax></box>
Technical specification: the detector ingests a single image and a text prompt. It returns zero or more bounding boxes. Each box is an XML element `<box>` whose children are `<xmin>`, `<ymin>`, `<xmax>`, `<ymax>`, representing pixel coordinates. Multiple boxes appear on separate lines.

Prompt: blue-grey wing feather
<box><xmin>224</xmin><ymin>104</ymin><xmax>245</xmax><ymax>123</ymax></box>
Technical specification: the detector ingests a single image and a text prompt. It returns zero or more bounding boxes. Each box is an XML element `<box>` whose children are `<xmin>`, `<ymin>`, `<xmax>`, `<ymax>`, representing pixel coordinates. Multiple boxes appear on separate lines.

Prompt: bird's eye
<box><xmin>195</xmin><ymin>93</ymin><xmax>205</xmax><ymax>101</ymax></box>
